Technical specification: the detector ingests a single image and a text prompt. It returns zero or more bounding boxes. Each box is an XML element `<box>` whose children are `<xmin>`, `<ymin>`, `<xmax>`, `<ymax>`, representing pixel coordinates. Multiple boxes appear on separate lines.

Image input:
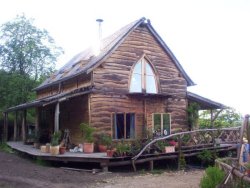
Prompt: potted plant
<box><xmin>97</xmin><ymin>133</ymin><xmax>112</xmax><ymax>152</ymax></box>
<box><xmin>80</xmin><ymin>122</ymin><xmax>95</xmax><ymax>153</ymax></box>
<box><xmin>113</xmin><ymin>141</ymin><xmax>130</xmax><ymax>157</ymax></box>
<box><xmin>165</xmin><ymin>140</ymin><xmax>176</xmax><ymax>153</ymax></box>
<box><xmin>50</xmin><ymin>131</ymin><xmax>61</xmax><ymax>155</ymax></box>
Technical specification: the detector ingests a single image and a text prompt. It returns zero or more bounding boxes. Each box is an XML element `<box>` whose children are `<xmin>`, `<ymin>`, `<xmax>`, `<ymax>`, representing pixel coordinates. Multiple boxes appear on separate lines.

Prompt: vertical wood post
<box><xmin>22</xmin><ymin>110</ymin><xmax>27</xmax><ymax>142</ymax></box>
<box><xmin>149</xmin><ymin>160</ymin><xmax>154</xmax><ymax>171</ymax></box>
<box><xmin>177</xmin><ymin>135</ymin><xmax>182</xmax><ymax>170</ymax></box>
<box><xmin>3</xmin><ymin>112</ymin><xmax>8</xmax><ymax>142</ymax></box>
<box><xmin>210</xmin><ymin>109</ymin><xmax>214</xmax><ymax>128</ymax></box>
<box><xmin>54</xmin><ymin>102</ymin><xmax>60</xmax><ymax>132</ymax></box>
<box><xmin>237</xmin><ymin>115</ymin><xmax>249</xmax><ymax>160</ymax></box>
<box><xmin>14</xmin><ymin>111</ymin><xmax>17</xmax><ymax>141</ymax></box>
<box><xmin>35</xmin><ymin>108</ymin><xmax>39</xmax><ymax>134</ymax></box>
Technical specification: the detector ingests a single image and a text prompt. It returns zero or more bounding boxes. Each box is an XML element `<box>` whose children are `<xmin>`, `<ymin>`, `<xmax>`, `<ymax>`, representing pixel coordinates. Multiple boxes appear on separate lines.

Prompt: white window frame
<box><xmin>152</xmin><ymin>113</ymin><xmax>171</xmax><ymax>136</ymax></box>
<box><xmin>129</xmin><ymin>56</ymin><xmax>158</xmax><ymax>94</ymax></box>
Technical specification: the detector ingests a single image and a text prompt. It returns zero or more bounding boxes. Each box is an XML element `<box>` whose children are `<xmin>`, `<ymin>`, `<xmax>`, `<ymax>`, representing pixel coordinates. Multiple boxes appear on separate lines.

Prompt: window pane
<box><xmin>126</xmin><ymin>113</ymin><xmax>135</xmax><ymax>139</ymax></box>
<box><xmin>146</xmin><ymin>63</ymin><xmax>154</xmax><ymax>75</ymax></box>
<box><xmin>153</xmin><ymin>114</ymin><xmax>161</xmax><ymax>136</ymax></box>
<box><xmin>133</xmin><ymin>61</ymin><xmax>142</xmax><ymax>74</ymax></box>
<box><xmin>163</xmin><ymin>114</ymin><xmax>170</xmax><ymax>136</ymax></box>
<box><xmin>130</xmin><ymin>74</ymin><xmax>142</xmax><ymax>92</ymax></box>
<box><xmin>146</xmin><ymin>75</ymin><xmax>157</xmax><ymax>93</ymax></box>
<box><xmin>114</xmin><ymin>114</ymin><xmax>124</xmax><ymax>139</ymax></box>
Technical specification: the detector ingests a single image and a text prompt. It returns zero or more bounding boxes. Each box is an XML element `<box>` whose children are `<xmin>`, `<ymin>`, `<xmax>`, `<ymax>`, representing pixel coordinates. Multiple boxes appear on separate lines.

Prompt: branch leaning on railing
<box><xmin>132</xmin><ymin>126</ymin><xmax>241</xmax><ymax>161</ymax></box>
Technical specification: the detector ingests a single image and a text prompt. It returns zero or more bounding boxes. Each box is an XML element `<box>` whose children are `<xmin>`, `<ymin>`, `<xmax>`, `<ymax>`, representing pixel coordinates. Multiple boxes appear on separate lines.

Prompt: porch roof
<box><xmin>187</xmin><ymin>91</ymin><xmax>226</xmax><ymax>110</ymax></box>
<box><xmin>4</xmin><ymin>87</ymin><xmax>91</xmax><ymax>113</ymax></box>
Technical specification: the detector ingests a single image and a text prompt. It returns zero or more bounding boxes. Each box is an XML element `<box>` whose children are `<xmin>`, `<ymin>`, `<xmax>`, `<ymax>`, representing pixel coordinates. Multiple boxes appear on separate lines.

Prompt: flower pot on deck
<box><xmin>165</xmin><ymin>146</ymin><xmax>175</xmax><ymax>153</ymax></box>
<box><xmin>107</xmin><ymin>149</ymin><xmax>115</xmax><ymax>157</ymax></box>
<box><xmin>50</xmin><ymin>145</ymin><xmax>60</xmax><ymax>155</ymax></box>
<box><xmin>59</xmin><ymin>146</ymin><xmax>66</xmax><ymax>154</ymax></box>
<box><xmin>83</xmin><ymin>143</ymin><xmax>94</xmax><ymax>153</ymax></box>
<box><xmin>98</xmin><ymin>144</ymin><xmax>107</xmax><ymax>152</ymax></box>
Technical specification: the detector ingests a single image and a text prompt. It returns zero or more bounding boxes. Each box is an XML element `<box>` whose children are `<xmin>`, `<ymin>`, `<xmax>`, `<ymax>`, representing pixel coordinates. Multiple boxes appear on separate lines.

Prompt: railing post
<box><xmin>178</xmin><ymin>135</ymin><xmax>182</xmax><ymax>170</ymax></box>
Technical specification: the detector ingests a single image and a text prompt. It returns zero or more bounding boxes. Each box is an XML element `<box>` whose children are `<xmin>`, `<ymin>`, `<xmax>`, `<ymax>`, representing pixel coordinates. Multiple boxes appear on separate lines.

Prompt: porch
<box><xmin>7</xmin><ymin>127</ymin><xmax>238</xmax><ymax>172</ymax></box>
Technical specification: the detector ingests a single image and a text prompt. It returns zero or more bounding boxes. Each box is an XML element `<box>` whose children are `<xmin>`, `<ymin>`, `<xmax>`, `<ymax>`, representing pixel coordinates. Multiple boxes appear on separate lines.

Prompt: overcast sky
<box><xmin>1</xmin><ymin>0</ymin><xmax>250</xmax><ymax>115</ymax></box>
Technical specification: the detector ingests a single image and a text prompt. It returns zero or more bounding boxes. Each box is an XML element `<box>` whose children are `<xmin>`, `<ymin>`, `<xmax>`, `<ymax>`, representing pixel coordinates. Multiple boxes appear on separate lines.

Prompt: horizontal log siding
<box><xmin>93</xmin><ymin>25</ymin><xmax>188</xmax><ymax>132</ymax></box>
<box><xmin>60</xmin><ymin>95</ymin><xmax>89</xmax><ymax>144</ymax></box>
<box><xmin>90</xmin><ymin>93</ymin><xmax>171</xmax><ymax>138</ymax></box>
<box><xmin>36</xmin><ymin>74</ymin><xmax>91</xmax><ymax>99</ymax></box>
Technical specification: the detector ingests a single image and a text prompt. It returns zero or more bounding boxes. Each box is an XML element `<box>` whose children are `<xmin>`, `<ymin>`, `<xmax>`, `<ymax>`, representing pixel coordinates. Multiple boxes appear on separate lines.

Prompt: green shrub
<box><xmin>200</xmin><ymin>166</ymin><xmax>225</xmax><ymax>188</ymax></box>
<box><xmin>0</xmin><ymin>142</ymin><xmax>13</xmax><ymax>153</ymax></box>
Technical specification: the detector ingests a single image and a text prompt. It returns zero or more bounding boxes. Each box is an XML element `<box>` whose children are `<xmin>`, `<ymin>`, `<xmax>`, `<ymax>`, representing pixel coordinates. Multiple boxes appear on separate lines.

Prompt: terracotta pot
<box><xmin>50</xmin><ymin>145</ymin><xmax>60</xmax><ymax>155</ymax></box>
<box><xmin>165</xmin><ymin>146</ymin><xmax>175</xmax><ymax>153</ymax></box>
<box><xmin>83</xmin><ymin>143</ymin><xmax>94</xmax><ymax>153</ymax></box>
<box><xmin>98</xmin><ymin>144</ymin><xmax>107</xmax><ymax>152</ymax></box>
<box><xmin>33</xmin><ymin>142</ymin><xmax>40</xmax><ymax>149</ymax></box>
<box><xmin>107</xmin><ymin>149</ymin><xmax>115</xmax><ymax>157</ymax></box>
<box><xmin>59</xmin><ymin>147</ymin><xmax>66</xmax><ymax>154</ymax></box>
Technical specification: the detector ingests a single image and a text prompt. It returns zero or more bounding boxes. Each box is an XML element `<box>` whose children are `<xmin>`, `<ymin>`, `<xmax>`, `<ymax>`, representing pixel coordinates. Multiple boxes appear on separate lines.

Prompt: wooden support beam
<box><xmin>14</xmin><ymin>111</ymin><xmax>17</xmax><ymax>141</ymax></box>
<box><xmin>3</xmin><ymin>112</ymin><xmax>8</xmax><ymax>142</ymax></box>
<box><xmin>22</xmin><ymin>110</ymin><xmax>27</xmax><ymax>142</ymax></box>
<box><xmin>177</xmin><ymin>135</ymin><xmax>182</xmax><ymax>170</ymax></box>
<box><xmin>149</xmin><ymin>160</ymin><xmax>154</xmax><ymax>171</ymax></box>
<box><xmin>35</xmin><ymin>108</ymin><xmax>39</xmax><ymax>133</ymax></box>
<box><xmin>54</xmin><ymin>102</ymin><xmax>60</xmax><ymax>132</ymax></box>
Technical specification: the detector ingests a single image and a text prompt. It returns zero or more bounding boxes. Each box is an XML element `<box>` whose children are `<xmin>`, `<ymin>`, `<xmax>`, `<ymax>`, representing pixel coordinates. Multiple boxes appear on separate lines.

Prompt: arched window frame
<box><xmin>129</xmin><ymin>55</ymin><xmax>159</xmax><ymax>94</ymax></box>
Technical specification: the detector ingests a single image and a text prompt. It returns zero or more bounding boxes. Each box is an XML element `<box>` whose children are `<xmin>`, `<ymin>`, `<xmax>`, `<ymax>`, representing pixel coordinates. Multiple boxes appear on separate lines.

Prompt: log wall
<box><xmin>92</xmin><ymin>25</ymin><xmax>188</xmax><ymax>134</ymax></box>
<box><xmin>90</xmin><ymin>93</ymin><xmax>173</xmax><ymax>138</ymax></box>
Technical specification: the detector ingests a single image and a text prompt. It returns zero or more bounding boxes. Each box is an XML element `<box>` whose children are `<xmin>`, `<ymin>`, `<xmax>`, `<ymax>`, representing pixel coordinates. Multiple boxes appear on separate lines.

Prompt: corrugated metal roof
<box><xmin>35</xmin><ymin>17</ymin><xmax>194</xmax><ymax>91</ymax></box>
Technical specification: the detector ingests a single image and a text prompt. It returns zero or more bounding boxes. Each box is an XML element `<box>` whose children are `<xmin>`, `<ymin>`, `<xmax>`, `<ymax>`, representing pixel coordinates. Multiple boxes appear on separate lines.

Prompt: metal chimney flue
<box><xmin>96</xmin><ymin>19</ymin><xmax>103</xmax><ymax>41</ymax></box>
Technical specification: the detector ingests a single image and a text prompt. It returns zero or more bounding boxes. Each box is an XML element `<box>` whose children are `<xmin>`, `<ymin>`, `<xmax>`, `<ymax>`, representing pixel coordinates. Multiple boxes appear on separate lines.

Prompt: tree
<box><xmin>0</xmin><ymin>14</ymin><xmax>63</xmax><ymax>119</ymax></box>
<box><xmin>0</xmin><ymin>14</ymin><xmax>63</xmax><ymax>81</ymax></box>
<box><xmin>199</xmin><ymin>108</ymin><xmax>242</xmax><ymax>128</ymax></box>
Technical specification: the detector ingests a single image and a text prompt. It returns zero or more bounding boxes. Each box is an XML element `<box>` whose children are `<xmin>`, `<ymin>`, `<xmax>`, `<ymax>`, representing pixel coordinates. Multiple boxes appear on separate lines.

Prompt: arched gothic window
<box><xmin>129</xmin><ymin>58</ymin><xmax>157</xmax><ymax>93</ymax></box>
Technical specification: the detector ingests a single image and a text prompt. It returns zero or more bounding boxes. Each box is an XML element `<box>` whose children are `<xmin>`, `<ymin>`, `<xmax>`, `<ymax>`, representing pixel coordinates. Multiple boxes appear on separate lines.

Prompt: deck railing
<box><xmin>132</xmin><ymin>126</ymin><xmax>241</xmax><ymax>161</ymax></box>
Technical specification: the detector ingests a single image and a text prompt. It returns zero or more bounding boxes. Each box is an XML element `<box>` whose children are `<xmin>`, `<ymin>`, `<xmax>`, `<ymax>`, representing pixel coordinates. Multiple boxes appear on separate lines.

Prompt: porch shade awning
<box><xmin>4</xmin><ymin>88</ymin><xmax>91</xmax><ymax>113</ymax></box>
<box><xmin>187</xmin><ymin>91</ymin><xmax>226</xmax><ymax>110</ymax></box>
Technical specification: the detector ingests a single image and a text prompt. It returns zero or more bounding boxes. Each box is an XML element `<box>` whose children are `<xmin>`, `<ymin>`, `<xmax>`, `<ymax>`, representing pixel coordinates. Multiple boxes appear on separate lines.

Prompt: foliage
<box><xmin>0</xmin><ymin>142</ymin><xmax>13</xmax><ymax>153</ymax></box>
<box><xmin>80</xmin><ymin>123</ymin><xmax>95</xmax><ymax>143</ymax></box>
<box><xmin>200</xmin><ymin>166</ymin><xmax>225</xmax><ymax>188</ymax></box>
<box><xmin>244</xmin><ymin>162</ymin><xmax>250</xmax><ymax>170</ymax></box>
<box><xmin>199</xmin><ymin>108</ymin><xmax>242</xmax><ymax>128</ymax></box>
<box><xmin>114</xmin><ymin>141</ymin><xmax>131</xmax><ymax>156</ymax></box>
<box><xmin>179</xmin><ymin>152</ymin><xmax>186</xmax><ymax>170</ymax></box>
<box><xmin>50</xmin><ymin>131</ymin><xmax>61</xmax><ymax>146</ymax></box>
<box><xmin>0</xmin><ymin>14</ymin><xmax>63</xmax><ymax>81</ymax></box>
<box><xmin>187</xmin><ymin>102</ymin><xmax>200</xmax><ymax>130</ymax></box>
<box><xmin>197</xmin><ymin>150</ymin><xmax>217</xmax><ymax>166</ymax></box>
<box><xmin>97</xmin><ymin>132</ymin><xmax>112</xmax><ymax>146</ymax></box>
<box><xmin>228</xmin><ymin>179</ymin><xmax>250</xmax><ymax>188</ymax></box>
<box><xmin>0</xmin><ymin>15</ymin><xmax>63</xmax><ymax>123</ymax></box>
<box><xmin>129</xmin><ymin>139</ymin><xmax>143</xmax><ymax>156</ymax></box>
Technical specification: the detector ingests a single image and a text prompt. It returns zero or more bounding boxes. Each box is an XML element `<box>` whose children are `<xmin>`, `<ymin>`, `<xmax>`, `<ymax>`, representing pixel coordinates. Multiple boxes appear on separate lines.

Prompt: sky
<box><xmin>0</xmin><ymin>0</ymin><xmax>250</xmax><ymax>115</ymax></box>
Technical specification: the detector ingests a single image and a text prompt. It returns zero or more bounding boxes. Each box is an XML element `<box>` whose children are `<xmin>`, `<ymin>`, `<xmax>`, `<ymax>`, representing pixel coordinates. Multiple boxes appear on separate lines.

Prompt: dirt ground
<box><xmin>0</xmin><ymin>151</ymin><xmax>204</xmax><ymax>188</ymax></box>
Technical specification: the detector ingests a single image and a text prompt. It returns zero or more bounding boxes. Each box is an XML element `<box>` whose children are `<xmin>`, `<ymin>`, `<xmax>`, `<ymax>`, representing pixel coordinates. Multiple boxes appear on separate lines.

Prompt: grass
<box><xmin>35</xmin><ymin>157</ymin><xmax>50</xmax><ymax>166</ymax></box>
<box><xmin>0</xmin><ymin>142</ymin><xmax>14</xmax><ymax>153</ymax></box>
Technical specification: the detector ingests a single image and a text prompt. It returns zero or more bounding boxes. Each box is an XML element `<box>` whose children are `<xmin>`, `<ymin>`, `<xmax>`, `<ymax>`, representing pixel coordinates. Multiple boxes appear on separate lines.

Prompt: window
<box><xmin>112</xmin><ymin>113</ymin><xmax>135</xmax><ymax>139</ymax></box>
<box><xmin>152</xmin><ymin>113</ymin><xmax>171</xmax><ymax>136</ymax></box>
<box><xmin>130</xmin><ymin>58</ymin><xmax>157</xmax><ymax>93</ymax></box>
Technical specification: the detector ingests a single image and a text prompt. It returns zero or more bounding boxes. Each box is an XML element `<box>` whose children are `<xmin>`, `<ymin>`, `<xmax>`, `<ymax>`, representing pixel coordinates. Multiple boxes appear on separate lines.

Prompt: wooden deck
<box><xmin>7</xmin><ymin>142</ymin><xmax>112</xmax><ymax>171</ymax></box>
<box><xmin>7</xmin><ymin>141</ymin><xmax>237</xmax><ymax>172</ymax></box>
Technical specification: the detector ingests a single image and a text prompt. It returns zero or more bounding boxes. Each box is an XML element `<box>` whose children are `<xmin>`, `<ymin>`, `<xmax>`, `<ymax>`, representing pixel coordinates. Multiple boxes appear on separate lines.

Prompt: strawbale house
<box><xmin>3</xmin><ymin>17</ymin><xmax>225</xmax><ymax>144</ymax></box>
